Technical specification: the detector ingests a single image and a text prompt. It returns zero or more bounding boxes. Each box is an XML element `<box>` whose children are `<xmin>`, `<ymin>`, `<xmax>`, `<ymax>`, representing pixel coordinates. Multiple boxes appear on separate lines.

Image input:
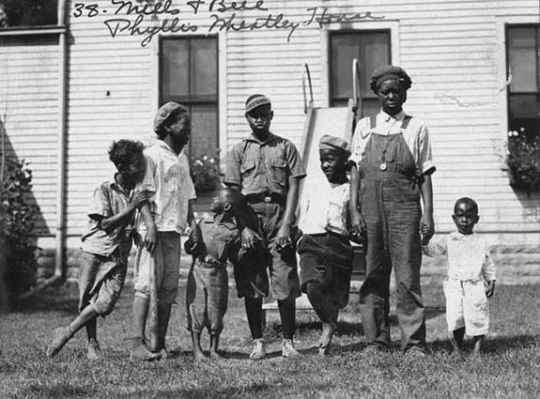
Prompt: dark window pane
<box><xmin>0</xmin><ymin>0</ymin><xmax>58</xmax><ymax>28</ymax></box>
<box><xmin>192</xmin><ymin>38</ymin><xmax>218</xmax><ymax>98</ymax></box>
<box><xmin>162</xmin><ymin>40</ymin><xmax>189</xmax><ymax>99</ymax></box>
<box><xmin>330</xmin><ymin>31</ymin><xmax>390</xmax><ymax>117</ymax></box>
<box><xmin>508</xmin><ymin>27</ymin><xmax>537</xmax><ymax>93</ymax></box>
<box><xmin>509</xmin><ymin>94</ymin><xmax>539</xmax><ymax>119</ymax></box>
<box><xmin>189</xmin><ymin>105</ymin><xmax>218</xmax><ymax>160</ymax></box>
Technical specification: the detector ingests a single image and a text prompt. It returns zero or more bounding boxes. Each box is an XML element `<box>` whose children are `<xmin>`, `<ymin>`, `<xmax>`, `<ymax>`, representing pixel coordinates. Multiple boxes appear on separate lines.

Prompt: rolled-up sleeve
<box><xmin>285</xmin><ymin>141</ymin><xmax>306</xmax><ymax>179</ymax></box>
<box><xmin>224</xmin><ymin>145</ymin><xmax>242</xmax><ymax>187</ymax></box>
<box><xmin>417</xmin><ymin>125</ymin><xmax>435</xmax><ymax>175</ymax></box>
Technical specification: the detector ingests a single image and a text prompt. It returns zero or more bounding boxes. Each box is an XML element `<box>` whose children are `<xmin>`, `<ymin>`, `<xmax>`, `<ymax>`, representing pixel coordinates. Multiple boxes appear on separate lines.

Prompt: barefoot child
<box><xmin>422</xmin><ymin>197</ymin><xmax>496</xmax><ymax>356</ymax></box>
<box><xmin>184</xmin><ymin>188</ymin><xmax>250</xmax><ymax>361</ymax></box>
<box><xmin>297</xmin><ymin>135</ymin><xmax>355</xmax><ymax>355</ymax></box>
<box><xmin>47</xmin><ymin>140</ymin><xmax>151</xmax><ymax>359</ymax></box>
<box><xmin>130</xmin><ymin>102</ymin><xmax>201</xmax><ymax>360</ymax></box>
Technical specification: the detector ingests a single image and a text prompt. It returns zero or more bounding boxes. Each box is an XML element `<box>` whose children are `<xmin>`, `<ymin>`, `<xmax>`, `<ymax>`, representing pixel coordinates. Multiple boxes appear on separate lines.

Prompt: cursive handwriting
<box><xmin>209</xmin><ymin>12</ymin><xmax>299</xmax><ymax>42</ymax></box>
<box><xmin>304</xmin><ymin>7</ymin><xmax>385</xmax><ymax>28</ymax></box>
<box><xmin>111</xmin><ymin>0</ymin><xmax>180</xmax><ymax>16</ymax></box>
<box><xmin>104</xmin><ymin>14</ymin><xmax>197</xmax><ymax>47</ymax></box>
<box><xmin>187</xmin><ymin>0</ymin><xmax>268</xmax><ymax>14</ymax></box>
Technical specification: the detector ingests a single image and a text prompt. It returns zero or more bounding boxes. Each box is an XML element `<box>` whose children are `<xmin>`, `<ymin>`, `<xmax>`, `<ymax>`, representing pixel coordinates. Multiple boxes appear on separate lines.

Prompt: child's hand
<box><xmin>420</xmin><ymin>213</ymin><xmax>434</xmax><ymax>244</ymax></box>
<box><xmin>131</xmin><ymin>190</ymin><xmax>153</xmax><ymax>209</ymax></box>
<box><xmin>185</xmin><ymin>226</ymin><xmax>205</xmax><ymax>256</ymax></box>
<box><xmin>485</xmin><ymin>280</ymin><xmax>496</xmax><ymax>298</ymax></box>
<box><xmin>349</xmin><ymin>210</ymin><xmax>366</xmax><ymax>244</ymax></box>
<box><xmin>421</xmin><ymin>225</ymin><xmax>432</xmax><ymax>246</ymax></box>
<box><xmin>241</xmin><ymin>227</ymin><xmax>261</xmax><ymax>249</ymax></box>
<box><xmin>144</xmin><ymin>224</ymin><xmax>158</xmax><ymax>255</ymax></box>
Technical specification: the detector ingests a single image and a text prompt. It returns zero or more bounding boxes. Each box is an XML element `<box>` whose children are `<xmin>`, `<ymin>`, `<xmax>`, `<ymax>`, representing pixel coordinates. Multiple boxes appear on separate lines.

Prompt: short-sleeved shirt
<box><xmin>80</xmin><ymin>178</ymin><xmax>132</xmax><ymax>257</ymax></box>
<box><xmin>423</xmin><ymin>231</ymin><xmax>496</xmax><ymax>282</ymax></box>
<box><xmin>138</xmin><ymin>140</ymin><xmax>196</xmax><ymax>234</ymax></box>
<box><xmin>298</xmin><ymin>178</ymin><xmax>350</xmax><ymax>237</ymax></box>
<box><xmin>350</xmin><ymin>110</ymin><xmax>435</xmax><ymax>175</ymax></box>
<box><xmin>224</xmin><ymin>132</ymin><xmax>307</xmax><ymax>197</ymax></box>
<box><xmin>187</xmin><ymin>217</ymin><xmax>241</xmax><ymax>267</ymax></box>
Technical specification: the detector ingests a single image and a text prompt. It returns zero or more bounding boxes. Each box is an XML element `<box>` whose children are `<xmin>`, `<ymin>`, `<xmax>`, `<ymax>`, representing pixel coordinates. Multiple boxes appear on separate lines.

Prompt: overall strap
<box><xmin>401</xmin><ymin>115</ymin><xmax>412</xmax><ymax>129</ymax></box>
<box><xmin>369</xmin><ymin>115</ymin><xmax>377</xmax><ymax>130</ymax></box>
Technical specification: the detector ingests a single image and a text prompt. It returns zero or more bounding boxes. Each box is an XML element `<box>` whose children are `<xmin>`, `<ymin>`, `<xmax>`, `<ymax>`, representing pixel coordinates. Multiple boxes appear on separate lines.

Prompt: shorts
<box><xmin>444</xmin><ymin>278</ymin><xmax>489</xmax><ymax>336</ymax></box>
<box><xmin>235</xmin><ymin>202</ymin><xmax>300</xmax><ymax>301</ymax></box>
<box><xmin>297</xmin><ymin>233</ymin><xmax>354</xmax><ymax>309</ymax></box>
<box><xmin>134</xmin><ymin>231</ymin><xmax>181</xmax><ymax>305</ymax></box>
<box><xmin>186</xmin><ymin>259</ymin><xmax>229</xmax><ymax>335</ymax></box>
<box><xmin>78</xmin><ymin>251</ymin><xmax>127</xmax><ymax>316</ymax></box>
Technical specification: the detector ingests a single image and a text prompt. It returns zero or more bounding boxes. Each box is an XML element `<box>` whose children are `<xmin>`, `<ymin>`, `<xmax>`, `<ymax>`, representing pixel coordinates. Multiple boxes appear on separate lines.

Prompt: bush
<box><xmin>1</xmin><ymin>156</ymin><xmax>39</xmax><ymax>304</ymax></box>
<box><xmin>507</xmin><ymin>130</ymin><xmax>540</xmax><ymax>192</ymax></box>
<box><xmin>190</xmin><ymin>154</ymin><xmax>221</xmax><ymax>195</ymax></box>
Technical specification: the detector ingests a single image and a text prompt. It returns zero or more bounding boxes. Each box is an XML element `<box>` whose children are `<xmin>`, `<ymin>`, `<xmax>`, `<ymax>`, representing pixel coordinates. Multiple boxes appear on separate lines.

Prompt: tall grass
<box><xmin>0</xmin><ymin>280</ymin><xmax>539</xmax><ymax>399</ymax></box>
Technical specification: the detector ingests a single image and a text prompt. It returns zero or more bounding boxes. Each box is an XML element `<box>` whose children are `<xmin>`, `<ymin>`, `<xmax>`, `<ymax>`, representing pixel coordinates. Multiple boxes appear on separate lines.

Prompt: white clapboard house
<box><xmin>0</xmin><ymin>0</ymin><xmax>538</xmax><ymax>280</ymax></box>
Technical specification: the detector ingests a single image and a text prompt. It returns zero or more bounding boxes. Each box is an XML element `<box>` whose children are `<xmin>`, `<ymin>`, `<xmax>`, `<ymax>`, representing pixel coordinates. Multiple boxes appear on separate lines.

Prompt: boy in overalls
<box><xmin>349</xmin><ymin>65</ymin><xmax>436</xmax><ymax>356</ymax></box>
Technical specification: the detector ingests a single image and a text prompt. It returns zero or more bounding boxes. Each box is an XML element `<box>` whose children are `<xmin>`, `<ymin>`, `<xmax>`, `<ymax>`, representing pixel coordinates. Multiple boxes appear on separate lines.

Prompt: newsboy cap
<box><xmin>153</xmin><ymin>102</ymin><xmax>187</xmax><ymax>133</ymax></box>
<box><xmin>319</xmin><ymin>135</ymin><xmax>351</xmax><ymax>157</ymax></box>
<box><xmin>245</xmin><ymin>94</ymin><xmax>271</xmax><ymax>113</ymax></box>
<box><xmin>370</xmin><ymin>65</ymin><xmax>412</xmax><ymax>92</ymax></box>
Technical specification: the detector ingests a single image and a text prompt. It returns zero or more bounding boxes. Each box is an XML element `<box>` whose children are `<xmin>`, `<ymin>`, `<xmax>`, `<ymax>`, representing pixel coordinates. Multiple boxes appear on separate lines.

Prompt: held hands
<box><xmin>184</xmin><ymin>225</ymin><xmax>205</xmax><ymax>257</ymax></box>
<box><xmin>420</xmin><ymin>212</ymin><xmax>434</xmax><ymax>245</ymax></box>
<box><xmin>130</xmin><ymin>190</ymin><xmax>153</xmax><ymax>210</ymax></box>
<box><xmin>349</xmin><ymin>209</ymin><xmax>367</xmax><ymax>244</ymax></box>
<box><xmin>485</xmin><ymin>280</ymin><xmax>496</xmax><ymax>298</ymax></box>
<box><xmin>241</xmin><ymin>226</ymin><xmax>261</xmax><ymax>250</ymax></box>
<box><xmin>276</xmin><ymin>224</ymin><xmax>292</xmax><ymax>251</ymax></box>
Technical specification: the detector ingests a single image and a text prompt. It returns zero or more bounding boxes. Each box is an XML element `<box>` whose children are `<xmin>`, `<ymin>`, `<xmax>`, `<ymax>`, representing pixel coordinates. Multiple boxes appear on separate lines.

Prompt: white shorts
<box><xmin>443</xmin><ymin>278</ymin><xmax>489</xmax><ymax>336</ymax></box>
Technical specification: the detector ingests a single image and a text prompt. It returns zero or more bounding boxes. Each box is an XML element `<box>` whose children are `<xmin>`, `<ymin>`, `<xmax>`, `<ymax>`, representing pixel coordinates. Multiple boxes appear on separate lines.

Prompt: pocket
<box><xmin>271</xmin><ymin>158</ymin><xmax>288</xmax><ymax>185</ymax></box>
<box><xmin>241</xmin><ymin>160</ymin><xmax>256</xmax><ymax>175</ymax></box>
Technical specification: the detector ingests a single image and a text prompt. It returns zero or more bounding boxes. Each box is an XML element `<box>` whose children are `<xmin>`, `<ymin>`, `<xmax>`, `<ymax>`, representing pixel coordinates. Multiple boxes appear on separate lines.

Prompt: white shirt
<box><xmin>297</xmin><ymin>178</ymin><xmax>350</xmax><ymax>236</ymax></box>
<box><xmin>138</xmin><ymin>140</ymin><xmax>196</xmax><ymax>234</ymax></box>
<box><xmin>350</xmin><ymin>110</ymin><xmax>435</xmax><ymax>175</ymax></box>
<box><xmin>423</xmin><ymin>231</ymin><xmax>496</xmax><ymax>282</ymax></box>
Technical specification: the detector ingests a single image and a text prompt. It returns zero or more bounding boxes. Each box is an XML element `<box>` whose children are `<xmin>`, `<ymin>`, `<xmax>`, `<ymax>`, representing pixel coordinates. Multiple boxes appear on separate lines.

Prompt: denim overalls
<box><xmin>358</xmin><ymin>115</ymin><xmax>426</xmax><ymax>351</ymax></box>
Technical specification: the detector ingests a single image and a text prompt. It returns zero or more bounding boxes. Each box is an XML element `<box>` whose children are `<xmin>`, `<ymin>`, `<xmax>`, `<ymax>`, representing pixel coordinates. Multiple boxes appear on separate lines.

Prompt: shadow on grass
<box><xmin>11</xmin><ymin>280</ymin><xmax>80</xmax><ymax>315</ymax></box>
<box><xmin>19</xmin><ymin>384</ymin><xmax>98</xmax><ymax>399</ymax></box>
<box><xmin>426</xmin><ymin>334</ymin><xmax>539</xmax><ymax>355</ymax></box>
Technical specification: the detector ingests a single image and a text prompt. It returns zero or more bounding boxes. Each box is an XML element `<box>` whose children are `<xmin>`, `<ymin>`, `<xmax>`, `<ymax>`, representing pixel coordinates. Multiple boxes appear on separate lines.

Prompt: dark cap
<box><xmin>370</xmin><ymin>65</ymin><xmax>412</xmax><ymax>92</ymax></box>
<box><xmin>245</xmin><ymin>94</ymin><xmax>271</xmax><ymax>113</ymax></box>
<box><xmin>319</xmin><ymin>135</ymin><xmax>351</xmax><ymax>157</ymax></box>
<box><xmin>153</xmin><ymin>102</ymin><xmax>187</xmax><ymax>133</ymax></box>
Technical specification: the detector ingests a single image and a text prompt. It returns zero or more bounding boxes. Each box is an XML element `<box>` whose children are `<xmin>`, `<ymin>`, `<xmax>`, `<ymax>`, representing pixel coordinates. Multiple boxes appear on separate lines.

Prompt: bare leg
<box><xmin>191</xmin><ymin>331</ymin><xmax>207</xmax><ymax>362</ymax></box>
<box><xmin>130</xmin><ymin>295</ymin><xmax>158</xmax><ymax>360</ymax></box>
<box><xmin>307</xmin><ymin>281</ymin><xmax>338</xmax><ymax>355</ymax></box>
<box><xmin>449</xmin><ymin>327</ymin><xmax>465</xmax><ymax>353</ymax></box>
<box><xmin>209</xmin><ymin>334</ymin><xmax>224</xmax><ymax>360</ymax></box>
<box><xmin>472</xmin><ymin>335</ymin><xmax>484</xmax><ymax>357</ymax></box>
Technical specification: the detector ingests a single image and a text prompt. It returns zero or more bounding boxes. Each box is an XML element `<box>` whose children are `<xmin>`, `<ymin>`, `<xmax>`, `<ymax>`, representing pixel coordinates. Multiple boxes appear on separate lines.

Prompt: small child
<box><xmin>47</xmin><ymin>139</ymin><xmax>151</xmax><ymax>359</ymax></box>
<box><xmin>422</xmin><ymin>197</ymin><xmax>496</xmax><ymax>356</ymax></box>
<box><xmin>184</xmin><ymin>187</ymin><xmax>251</xmax><ymax>362</ymax></box>
<box><xmin>296</xmin><ymin>135</ymin><xmax>355</xmax><ymax>355</ymax></box>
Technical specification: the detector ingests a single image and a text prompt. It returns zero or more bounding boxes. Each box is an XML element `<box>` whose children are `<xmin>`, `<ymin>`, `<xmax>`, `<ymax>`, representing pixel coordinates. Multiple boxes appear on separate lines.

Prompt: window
<box><xmin>506</xmin><ymin>25</ymin><xmax>540</xmax><ymax>136</ymax></box>
<box><xmin>160</xmin><ymin>36</ymin><xmax>219</xmax><ymax>161</ymax></box>
<box><xmin>0</xmin><ymin>0</ymin><xmax>58</xmax><ymax>29</ymax></box>
<box><xmin>329</xmin><ymin>30</ymin><xmax>390</xmax><ymax>116</ymax></box>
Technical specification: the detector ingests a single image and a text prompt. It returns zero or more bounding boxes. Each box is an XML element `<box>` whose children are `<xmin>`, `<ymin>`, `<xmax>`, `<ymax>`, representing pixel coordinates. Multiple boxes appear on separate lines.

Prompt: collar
<box><xmin>204</xmin><ymin>215</ymin><xmax>237</xmax><ymax>230</ymax></box>
<box><xmin>243</xmin><ymin>132</ymin><xmax>279</xmax><ymax>145</ymax></box>
<box><xmin>380</xmin><ymin>110</ymin><xmax>406</xmax><ymax>123</ymax></box>
<box><xmin>155</xmin><ymin>139</ymin><xmax>180</xmax><ymax>156</ymax></box>
<box><xmin>449</xmin><ymin>231</ymin><xmax>477</xmax><ymax>240</ymax></box>
<box><xmin>109</xmin><ymin>174</ymin><xmax>131</xmax><ymax>195</ymax></box>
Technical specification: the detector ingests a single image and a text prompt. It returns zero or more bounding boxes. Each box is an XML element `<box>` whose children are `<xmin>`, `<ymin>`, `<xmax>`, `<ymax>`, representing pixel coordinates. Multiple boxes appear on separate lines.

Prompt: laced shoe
<box><xmin>249</xmin><ymin>338</ymin><xmax>266</xmax><ymax>360</ymax></box>
<box><xmin>281</xmin><ymin>339</ymin><xmax>300</xmax><ymax>358</ymax></box>
<box><xmin>46</xmin><ymin>327</ymin><xmax>73</xmax><ymax>358</ymax></box>
<box><xmin>87</xmin><ymin>339</ymin><xmax>101</xmax><ymax>360</ymax></box>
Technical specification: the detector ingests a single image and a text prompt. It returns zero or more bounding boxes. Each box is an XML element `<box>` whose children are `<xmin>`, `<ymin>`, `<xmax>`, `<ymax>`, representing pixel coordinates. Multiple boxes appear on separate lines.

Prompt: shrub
<box><xmin>1</xmin><ymin>156</ymin><xmax>39</xmax><ymax>304</ymax></box>
<box><xmin>190</xmin><ymin>154</ymin><xmax>221</xmax><ymax>194</ymax></box>
<box><xmin>507</xmin><ymin>130</ymin><xmax>540</xmax><ymax>192</ymax></box>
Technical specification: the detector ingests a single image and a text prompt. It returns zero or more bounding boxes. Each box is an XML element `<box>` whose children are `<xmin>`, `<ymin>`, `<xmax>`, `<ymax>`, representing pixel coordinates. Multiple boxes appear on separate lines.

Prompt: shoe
<box><xmin>46</xmin><ymin>327</ymin><xmax>73</xmax><ymax>358</ymax></box>
<box><xmin>128</xmin><ymin>337</ymin><xmax>161</xmax><ymax>361</ymax></box>
<box><xmin>281</xmin><ymin>339</ymin><xmax>300</xmax><ymax>358</ymax></box>
<box><xmin>249</xmin><ymin>338</ymin><xmax>266</xmax><ymax>360</ymax></box>
<box><xmin>87</xmin><ymin>339</ymin><xmax>101</xmax><ymax>360</ymax></box>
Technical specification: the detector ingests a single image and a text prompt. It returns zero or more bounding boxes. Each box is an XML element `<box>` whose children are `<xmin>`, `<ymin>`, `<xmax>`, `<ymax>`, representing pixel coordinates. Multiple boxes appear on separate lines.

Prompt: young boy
<box><xmin>224</xmin><ymin>94</ymin><xmax>307</xmax><ymax>359</ymax></box>
<box><xmin>47</xmin><ymin>139</ymin><xmax>151</xmax><ymax>359</ymax></box>
<box><xmin>297</xmin><ymin>135</ymin><xmax>355</xmax><ymax>356</ymax></box>
<box><xmin>130</xmin><ymin>102</ymin><xmax>201</xmax><ymax>360</ymax></box>
<box><xmin>185</xmin><ymin>188</ymin><xmax>250</xmax><ymax>362</ymax></box>
<box><xmin>423</xmin><ymin>197</ymin><xmax>496</xmax><ymax>356</ymax></box>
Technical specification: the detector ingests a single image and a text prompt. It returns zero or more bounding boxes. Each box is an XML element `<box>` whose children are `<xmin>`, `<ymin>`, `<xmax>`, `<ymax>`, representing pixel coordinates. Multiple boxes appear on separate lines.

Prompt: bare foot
<box><xmin>193</xmin><ymin>349</ymin><xmax>208</xmax><ymax>363</ymax></box>
<box><xmin>209</xmin><ymin>351</ymin><xmax>225</xmax><ymax>361</ymax></box>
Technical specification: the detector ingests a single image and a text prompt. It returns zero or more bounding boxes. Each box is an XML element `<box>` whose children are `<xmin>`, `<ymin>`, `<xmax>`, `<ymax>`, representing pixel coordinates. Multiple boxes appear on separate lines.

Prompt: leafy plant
<box><xmin>1</xmin><ymin>155</ymin><xmax>39</xmax><ymax>303</ymax></box>
<box><xmin>507</xmin><ymin>130</ymin><xmax>540</xmax><ymax>191</ymax></box>
<box><xmin>190</xmin><ymin>154</ymin><xmax>221</xmax><ymax>194</ymax></box>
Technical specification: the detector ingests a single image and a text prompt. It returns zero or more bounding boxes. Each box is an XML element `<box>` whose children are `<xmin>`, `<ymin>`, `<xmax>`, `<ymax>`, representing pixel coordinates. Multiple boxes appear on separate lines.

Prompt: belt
<box><xmin>245</xmin><ymin>192</ymin><xmax>286</xmax><ymax>205</ymax></box>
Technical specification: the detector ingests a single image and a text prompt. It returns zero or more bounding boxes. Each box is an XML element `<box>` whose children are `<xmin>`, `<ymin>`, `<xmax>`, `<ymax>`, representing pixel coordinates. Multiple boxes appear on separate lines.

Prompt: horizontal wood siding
<box><xmin>0</xmin><ymin>39</ymin><xmax>59</xmax><ymax>235</ymax></box>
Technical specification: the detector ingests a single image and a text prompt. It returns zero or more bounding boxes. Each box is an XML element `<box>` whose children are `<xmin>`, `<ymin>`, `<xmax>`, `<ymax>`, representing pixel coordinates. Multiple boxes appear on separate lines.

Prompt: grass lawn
<box><xmin>1</xmin><ymin>278</ymin><xmax>539</xmax><ymax>399</ymax></box>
